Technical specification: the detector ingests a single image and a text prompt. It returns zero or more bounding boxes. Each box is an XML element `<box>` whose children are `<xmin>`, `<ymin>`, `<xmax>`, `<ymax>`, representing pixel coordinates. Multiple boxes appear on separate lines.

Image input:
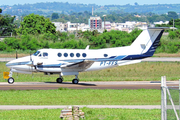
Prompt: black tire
<box><xmin>72</xmin><ymin>79</ymin><xmax>79</xmax><ymax>84</ymax></box>
<box><xmin>8</xmin><ymin>77</ymin><xmax>14</xmax><ymax>84</ymax></box>
<box><xmin>56</xmin><ymin>78</ymin><xmax>63</xmax><ymax>83</ymax></box>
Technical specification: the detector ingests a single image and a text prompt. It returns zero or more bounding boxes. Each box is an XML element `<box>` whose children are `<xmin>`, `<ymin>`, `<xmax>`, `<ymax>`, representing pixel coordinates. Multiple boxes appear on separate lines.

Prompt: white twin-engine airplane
<box><xmin>6</xmin><ymin>27</ymin><xmax>166</xmax><ymax>84</ymax></box>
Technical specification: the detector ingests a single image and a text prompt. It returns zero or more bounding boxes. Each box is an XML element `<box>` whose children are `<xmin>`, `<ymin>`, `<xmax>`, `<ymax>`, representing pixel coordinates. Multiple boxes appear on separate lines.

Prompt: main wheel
<box><xmin>56</xmin><ymin>78</ymin><xmax>63</xmax><ymax>83</ymax></box>
<box><xmin>8</xmin><ymin>77</ymin><xmax>14</xmax><ymax>84</ymax></box>
<box><xmin>72</xmin><ymin>79</ymin><xmax>79</xmax><ymax>84</ymax></box>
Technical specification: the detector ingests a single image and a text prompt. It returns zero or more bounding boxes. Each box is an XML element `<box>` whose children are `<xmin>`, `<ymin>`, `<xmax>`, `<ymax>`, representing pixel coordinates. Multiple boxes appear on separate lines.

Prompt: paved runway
<box><xmin>0</xmin><ymin>81</ymin><xmax>178</xmax><ymax>90</ymax></box>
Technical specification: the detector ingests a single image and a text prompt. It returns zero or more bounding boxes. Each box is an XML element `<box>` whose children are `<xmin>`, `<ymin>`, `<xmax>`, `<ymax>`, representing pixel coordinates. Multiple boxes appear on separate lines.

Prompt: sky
<box><xmin>0</xmin><ymin>0</ymin><xmax>180</xmax><ymax>6</ymax></box>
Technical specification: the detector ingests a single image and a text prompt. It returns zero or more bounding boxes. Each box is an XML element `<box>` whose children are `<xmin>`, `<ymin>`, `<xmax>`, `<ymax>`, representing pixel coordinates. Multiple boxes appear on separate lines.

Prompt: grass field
<box><xmin>1</xmin><ymin>61</ymin><xmax>180</xmax><ymax>82</ymax></box>
<box><xmin>0</xmin><ymin>108</ymin><xmax>161</xmax><ymax>120</ymax></box>
<box><xmin>0</xmin><ymin>59</ymin><xmax>178</xmax><ymax>119</ymax></box>
<box><xmin>0</xmin><ymin>89</ymin><xmax>160</xmax><ymax>105</ymax></box>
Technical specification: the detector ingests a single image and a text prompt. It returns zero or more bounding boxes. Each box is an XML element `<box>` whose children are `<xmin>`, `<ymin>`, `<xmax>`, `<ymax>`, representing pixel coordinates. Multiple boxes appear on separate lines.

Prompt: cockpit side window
<box><xmin>33</xmin><ymin>51</ymin><xmax>40</xmax><ymax>56</ymax></box>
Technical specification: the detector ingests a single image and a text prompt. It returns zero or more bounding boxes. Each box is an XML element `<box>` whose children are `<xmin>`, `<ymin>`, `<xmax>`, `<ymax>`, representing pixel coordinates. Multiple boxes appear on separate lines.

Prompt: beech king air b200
<box><xmin>6</xmin><ymin>27</ymin><xmax>166</xmax><ymax>84</ymax></box>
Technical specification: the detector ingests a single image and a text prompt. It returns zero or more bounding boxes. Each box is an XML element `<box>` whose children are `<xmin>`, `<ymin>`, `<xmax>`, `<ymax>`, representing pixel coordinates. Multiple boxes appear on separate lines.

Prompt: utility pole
<box><xmin>103</xmin><ymin>15</ymin><xmax>106</xmax><ymax>31</ymax></box>
<box><xmin>173</xmin><ymin>19</ymin><xmax>175</xmax><ymax>31</ymax></box>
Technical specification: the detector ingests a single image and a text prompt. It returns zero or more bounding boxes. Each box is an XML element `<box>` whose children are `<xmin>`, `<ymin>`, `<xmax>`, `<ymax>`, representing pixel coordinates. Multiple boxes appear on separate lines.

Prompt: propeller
<box><xmin>16</xmin><ymin>50</ymin><xmax>18</xmax><ymax>78</ymax></box>
<box><xmin>16</xmin><ymin>50</ymin><xmax>18</xmax><ymax>59</ymax></box>
<box><xmin>30</xmin><ymin>50</ymin><xmax>34</xmax><ymax>78</ymax></box>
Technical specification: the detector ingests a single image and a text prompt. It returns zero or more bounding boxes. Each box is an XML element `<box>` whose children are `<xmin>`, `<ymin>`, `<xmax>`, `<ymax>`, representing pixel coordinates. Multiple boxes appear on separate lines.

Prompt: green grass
<box><xmin>1</xmin><ymin>61</ymin><xmax>180</xmax><ymax>82</ymax></box>
<box><xmin>0</xmin><ymin>89</ymin><xmax>160</xmax><ymax>105</ymax></box>
<box><xmin>0</xmin><ymin>108</ymin><xmax>161</xmax><ymax>120</ymax></box>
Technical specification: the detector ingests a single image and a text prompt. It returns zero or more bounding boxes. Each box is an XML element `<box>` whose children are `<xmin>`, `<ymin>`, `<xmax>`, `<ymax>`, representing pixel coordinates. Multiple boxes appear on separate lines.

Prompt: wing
<box><xmin>61</xmin><ymin>60</ymin><xmax>94</xmax><ymax>71</ymax></box>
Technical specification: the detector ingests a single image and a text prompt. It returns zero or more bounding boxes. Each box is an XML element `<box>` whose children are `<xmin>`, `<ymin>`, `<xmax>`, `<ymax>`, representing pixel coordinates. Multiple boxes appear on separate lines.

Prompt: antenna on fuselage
<box><xmin>85</xmin><ymin>45</ymin><xmax>90</xmax><ymax>50</ymax></box>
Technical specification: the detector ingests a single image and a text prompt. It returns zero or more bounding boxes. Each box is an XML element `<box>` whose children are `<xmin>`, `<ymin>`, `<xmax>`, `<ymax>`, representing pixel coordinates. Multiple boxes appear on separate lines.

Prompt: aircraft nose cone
<box><xmin>6</xmin><ymin>60</ymin><xmax>15</xmax><ymax>68</ymax></box>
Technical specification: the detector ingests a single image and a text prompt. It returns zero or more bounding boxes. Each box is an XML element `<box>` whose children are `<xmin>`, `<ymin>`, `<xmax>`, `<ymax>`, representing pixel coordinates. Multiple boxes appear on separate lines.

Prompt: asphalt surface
<box><xmin>0</xmin><ymin>81</ymin><xmax>179</xmax><ymax>90</ymax></box>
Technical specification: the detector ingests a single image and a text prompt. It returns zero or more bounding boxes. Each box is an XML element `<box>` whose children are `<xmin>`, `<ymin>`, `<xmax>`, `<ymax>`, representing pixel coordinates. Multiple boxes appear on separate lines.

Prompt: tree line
<box><xmin>1</xmin><ymin>10</ymin><xmax>180</xmax><ymax>54</ymax></box>
<box><xmin>1</xmin><ymin>2</ymin><xmax>180</xmax><ymax>16</ymax></box>
<box><xmin>51</xmin><ymin>11</ymin><xmax>178</xmax><ymax>24</ymax></box>
<box><xmin>0</xmin><ymin>28</ymin><xmax>143</xmax><ymax>52</ymax></box>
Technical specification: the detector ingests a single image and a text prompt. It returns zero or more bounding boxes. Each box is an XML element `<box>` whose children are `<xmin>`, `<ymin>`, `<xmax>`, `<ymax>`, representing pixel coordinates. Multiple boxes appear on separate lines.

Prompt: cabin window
<box><xmin>58</xmin><ymin>53</ymin><xmax>62</xmax><ymax>57</ymax></box>
<box><xmin>70</xmin><ymin>53</ymin><xmax>74</xmax><ymax>57</ymax></box>
<box><xmin>76</xmin><ymin>53</ymin><xmax>80</xmax><ymax>57</ymax></box>
<box><xmin>82</xmin><ymin>53</ymin><xmax>87</xmax><ymax>57</ymax></box>
<box><xmin>43</xmin><ymin>52</ymin><xmax>48</xmax><ymax>57</ymax></box>
<box><xmin>64</xmin><ymin>53</ymin><xmax>68</xmax><ymax>57</ymax></box>
<box><xmin>104</xmin><ymin>54</ymin><xmax>108</xmax><ymax>57</ymax></box>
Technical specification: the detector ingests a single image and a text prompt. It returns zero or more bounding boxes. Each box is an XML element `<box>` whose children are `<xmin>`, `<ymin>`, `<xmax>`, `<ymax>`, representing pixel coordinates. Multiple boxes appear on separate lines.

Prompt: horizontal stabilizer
<box><xmin>118</xmin><ymin>60</ymin><xmax>141</xmax><ymax>66</ymax></box>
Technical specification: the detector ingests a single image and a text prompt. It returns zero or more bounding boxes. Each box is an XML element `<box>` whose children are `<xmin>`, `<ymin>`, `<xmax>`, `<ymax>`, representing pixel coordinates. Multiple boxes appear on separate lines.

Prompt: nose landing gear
<box><xmin>8</xmin><ymin>77</ymin><xmax>14</xmax><ymax>84</ymax></box>
<box><xmin>8</xmin><ymin>70</ymin><xmax>14</xmax><ymax>84</ymax></box>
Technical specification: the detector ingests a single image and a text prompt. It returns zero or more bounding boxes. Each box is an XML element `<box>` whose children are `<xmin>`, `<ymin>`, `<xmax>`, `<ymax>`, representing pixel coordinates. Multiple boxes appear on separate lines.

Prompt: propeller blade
<box><xmin>30</xmin><ymin>50</ymin><xmax>32</xmax><ymax>61</ymax></box>
<box><xmin>29</xmin><ymin>50</ymin><xmax>34</xmax><ymax>78</ymax></box>
<box><xmin>16</xmin><ymin>50</ymin><xmax>18</xmax><ymax>77</ymax></box>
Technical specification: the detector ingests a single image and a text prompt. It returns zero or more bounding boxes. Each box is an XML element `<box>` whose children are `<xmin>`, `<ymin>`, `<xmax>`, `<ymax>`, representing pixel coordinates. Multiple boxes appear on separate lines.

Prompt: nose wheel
<box><xmin>8</xmin><ymin>77</ymin><xmax>14</xmax><ymax>84</ymax></box>
<box><xmin>7</xmin><ymin>70</ymin><xmax>14</xmax><ymax>84</ymax></box>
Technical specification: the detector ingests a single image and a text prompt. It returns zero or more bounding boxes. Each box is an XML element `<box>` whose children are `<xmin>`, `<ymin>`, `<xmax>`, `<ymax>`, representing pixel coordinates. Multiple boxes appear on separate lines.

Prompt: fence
<box><xmin>161</xmin><ymin>76</ymin><xmax>180</xmax><ymax>120</ymax></box>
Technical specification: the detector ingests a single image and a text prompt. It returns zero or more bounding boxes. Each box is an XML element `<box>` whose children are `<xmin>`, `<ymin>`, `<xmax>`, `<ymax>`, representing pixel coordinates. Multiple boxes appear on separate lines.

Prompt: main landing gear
<box><xmin>56</xmin><ymin>76</ymin><xmax>63</xmax><ymax>83</ymax></box>
<box><xmin>56</xmin><ymin>75</ymin><xmax>79</xmax><ymax>84</ymax></box>
<box><xmin>72</xmin><ymin>75</ymin><xmax>79</xmax><ymax>84</ymax></box>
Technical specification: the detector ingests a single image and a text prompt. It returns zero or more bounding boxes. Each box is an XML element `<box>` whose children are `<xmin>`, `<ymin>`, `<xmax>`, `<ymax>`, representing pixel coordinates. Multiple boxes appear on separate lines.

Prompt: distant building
<box><xmin>89</xmin><ymin>16</ymin><xmax>102</xmax><ymax>30</ymax></box>
<box><xmin>52</xmin><ymin>22</ymin><xmax>65</xmax><ymax>32</ymax></box>
<box><xmin>52</xmin><ymin>20</ymin><xmax>148</xmax><ymax>33</ymax></box>
<box><xmin>79</xmin><ymin>23</ymin><xmax>90</xmax><ymax>32</ymax></box>
<box><xmin>154</xmin><ymin>21</ymin><xmax>169</xmax><ymax>25</ymax></box>
<box><xmin>102</xmin><ymin>21</ymin><xmax>111</xmax><ymax>31</ymax></box>
<box><xmin>66</xmin><ymin>22</ymin><xmax>79</xmax><ymax>32</ymax></box>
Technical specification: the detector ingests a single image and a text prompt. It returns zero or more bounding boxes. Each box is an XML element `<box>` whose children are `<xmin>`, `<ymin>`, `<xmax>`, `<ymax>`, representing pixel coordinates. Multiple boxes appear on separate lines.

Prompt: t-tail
<box><xmin>122</xmin><ymin>27</ymin><xmax>167</xmax><ymax>60</ymax></box>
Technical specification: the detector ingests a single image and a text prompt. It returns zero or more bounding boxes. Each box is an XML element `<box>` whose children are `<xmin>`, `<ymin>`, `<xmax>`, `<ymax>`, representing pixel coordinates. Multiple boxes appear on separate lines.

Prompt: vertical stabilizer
<box><xmin>130</xmin><ymin>27</ymin><xmax>165</xmax><ymax>57</ymax></box>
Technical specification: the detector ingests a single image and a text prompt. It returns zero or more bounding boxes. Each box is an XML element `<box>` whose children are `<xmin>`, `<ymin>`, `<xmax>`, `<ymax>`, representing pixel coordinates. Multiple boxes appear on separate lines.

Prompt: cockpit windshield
<box><xmin>33</xmin><ymin>51</ymin><xmax>40</xmax><ymax>56</ymax></box>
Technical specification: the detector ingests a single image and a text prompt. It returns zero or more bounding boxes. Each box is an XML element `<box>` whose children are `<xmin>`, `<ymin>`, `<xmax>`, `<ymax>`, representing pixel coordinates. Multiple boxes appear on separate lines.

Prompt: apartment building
<box><xmin>88</xmin><ymin>16</ymin><xmax>102</xmax><ymax>30</ymax></box>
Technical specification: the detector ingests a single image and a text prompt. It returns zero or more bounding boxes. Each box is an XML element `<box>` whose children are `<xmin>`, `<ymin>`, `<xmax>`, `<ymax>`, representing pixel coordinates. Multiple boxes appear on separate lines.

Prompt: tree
<box><xmin>51</xmin><ymin>13</ymin><xmax>59</xmax><ymax>20</ymax></box>
<box><xmin>134</xmin><ymin>2</ymin><xmax>139</xmax><ymax>6</ymax></box>
<box><xmin>0</xmin><ymin>8</ymin><xmax>2</xmax><ymax>13</ymax></box>
<box><xmin>168</xmin><ymin>11</ymin><xmax>178</xmax><ymax>19</ymax></box>
<box><xmin>17</xmin><ymin>14</ymin><xmax>56</xmax><ymax>35</ymax></box>
<box><xmin>169</xmin><ymin>19</ymin><xmax>180</xmax><ymax>29</ymax></box>
<box><xmin>0</xmin><ymin>14</ymin><xmax>16</xmax><ymax>36</ymax></box>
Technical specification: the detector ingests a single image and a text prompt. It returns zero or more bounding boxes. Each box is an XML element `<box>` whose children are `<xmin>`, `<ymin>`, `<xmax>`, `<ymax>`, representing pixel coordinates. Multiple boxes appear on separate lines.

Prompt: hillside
<box><xmin>1</xmin><ymin>2</ymin><xmax>180</xmax><ymax>16</ymax></box>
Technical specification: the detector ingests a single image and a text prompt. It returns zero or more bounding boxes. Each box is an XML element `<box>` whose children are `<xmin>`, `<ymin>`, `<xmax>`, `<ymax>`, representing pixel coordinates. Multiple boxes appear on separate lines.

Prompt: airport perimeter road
<box><xmin>0</xmin><ymin>105</ymin><xmax>161</xmax><ymax>110</ymax></box>
<box><xmin>0</xmin><ymin>81</ymin><xmax>178</xmax><ymax>90</ymax></box>
<box><xmin>142</xmin><ymin>57</ymin><xmax>180</xmax><ymax>62</ymax></box>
